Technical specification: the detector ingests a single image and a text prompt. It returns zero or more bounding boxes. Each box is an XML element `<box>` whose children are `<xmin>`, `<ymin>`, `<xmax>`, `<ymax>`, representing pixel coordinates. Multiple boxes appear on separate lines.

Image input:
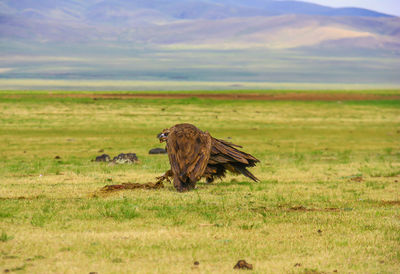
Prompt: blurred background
<box><xmin>0</xmin><ymin>0</ymin><xmax>399</xmax><ymax>90</ymax></box>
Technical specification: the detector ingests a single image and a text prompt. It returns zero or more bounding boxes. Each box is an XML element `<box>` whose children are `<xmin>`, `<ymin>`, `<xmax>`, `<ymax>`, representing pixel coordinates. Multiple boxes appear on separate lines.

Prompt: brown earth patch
<box><xmin>191</xmin><ymin>261</ymin><xmax>200</xmax><ymax>270</ymax></box>
<box><xmin>350</xmin><ymin>176</ymin><xmax>363</xmax><ymax>182</ymax></box>
<box><xmin>380</xmin><ymin>200</ymin><xmax>400</xmax><ymax>206</ymax></box>
<box><xmin>0</xmin><ymin>196</ymin><xmax>41</xmax><ymax>200</ymax></box>
<box><xmin>7</xmin><ymin>93</ymin><xmax>400</xmax><ymax>101</ymax></box>
<box><xmin>288</xmin><ymin>206</ymin><xmax>340</xmax><ymax>212</ymax></box>
<box><xmin>233</xmin><ymin>260</ymin><xmax>253</xmax><ymax>270</ymax></box>
<box><xmin>100</xmin><ymin>181</ymin><xmax>164</xmax><ymax>192</ymax></box>
<box><xmin>304</xmin><ymin>270</ymin><xmax>326</xmax><ymax>274</ymax></box>
<box><xmin>251</xmin><ymin>205</ymin><xmax>340</xmax><ymax>213</ymax></box>
<box><xmin>371</xmin><ymin>173</ymin><xmax>400</xmax><ymax>178</ymax></box>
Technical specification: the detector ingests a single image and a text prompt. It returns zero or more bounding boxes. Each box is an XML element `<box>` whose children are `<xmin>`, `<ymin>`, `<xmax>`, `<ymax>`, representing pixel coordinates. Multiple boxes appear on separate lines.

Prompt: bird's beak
<box><xmin>157</xmin><ymin>133</ymin><xmax>167</xmax><ymax>143</ymax></box>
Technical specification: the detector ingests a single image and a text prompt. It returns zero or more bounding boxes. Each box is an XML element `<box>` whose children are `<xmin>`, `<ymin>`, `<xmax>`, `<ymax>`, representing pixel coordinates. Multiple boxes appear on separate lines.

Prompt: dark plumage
<box><xmin>157</xmin><ymin>123</ymin><xmax>259</xmax><ymax>192</ymax></box>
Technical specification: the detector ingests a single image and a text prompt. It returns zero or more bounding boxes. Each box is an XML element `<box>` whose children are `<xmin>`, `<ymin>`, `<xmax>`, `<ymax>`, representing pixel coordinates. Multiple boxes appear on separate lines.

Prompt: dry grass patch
<box><xmin>0</xmin><ymin>92</ymin><xmax>399</xmax><ymax>273</ymax></box>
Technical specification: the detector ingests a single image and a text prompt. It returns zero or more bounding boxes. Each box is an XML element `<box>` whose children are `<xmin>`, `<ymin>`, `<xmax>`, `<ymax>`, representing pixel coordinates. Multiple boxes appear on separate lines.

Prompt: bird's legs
<box><xmin>206</xmin><ymin>176</ymin><xmax>215</xmax><ymax>184</ymax></box>
<box><xmin>156</xmin><ymin>170</ymin><xmax>200</xmax><ymax>192</ymax></box>
<box><xmin>155</xmin><ymin>169</ymin><xmax>173</xmax><ymax>184</ymax></box>
<box><xmin>156</xmin><ymin>170</ymin><xmax>195</xmax><ymax>192</ymax></box>
<box><xmin>174</xmin><ymin>177</ymin><xmax>197</xmax><ymax>192</ymax></box>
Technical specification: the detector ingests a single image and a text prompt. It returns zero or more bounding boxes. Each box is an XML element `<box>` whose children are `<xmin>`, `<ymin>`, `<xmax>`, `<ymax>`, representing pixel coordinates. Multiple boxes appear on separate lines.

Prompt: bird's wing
<box><xmin>209</xmin><ymin>138</ymin><xmax>259</xmax><ymax>165</ymax></box>
<box><xmin>167</xmin><ymin>125</ymin><xmax>211</xmax><ymax>183</ymax></box>
<box><xmin>208</xmin><ymin>137</ymin><xmax>260</xmax><ymax>182</ymax></box>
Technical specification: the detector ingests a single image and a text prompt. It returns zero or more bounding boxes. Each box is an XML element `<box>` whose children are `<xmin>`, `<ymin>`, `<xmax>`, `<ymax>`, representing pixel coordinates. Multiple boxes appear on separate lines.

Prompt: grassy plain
<box><xmin>0</xmin><ymin>91</ymin><xmax>399</xmax><ymax>273</ymax></box>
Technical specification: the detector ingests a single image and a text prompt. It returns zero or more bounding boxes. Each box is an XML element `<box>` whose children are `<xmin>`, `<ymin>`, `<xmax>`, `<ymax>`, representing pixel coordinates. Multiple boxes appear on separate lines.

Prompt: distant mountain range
<box><xmin>1</xmin><ymin>0</ymin><xmax>399</xmax><ymax>50</ymax></box>
<box><xmin>1</xmin><ymin>0</ymin><xmax>394</xmax><ymax>21</ymax></box>
<box><xmin>1</xmin><ymin>0</ymin><xmax>399</xmax><ymax>85</ymax></box>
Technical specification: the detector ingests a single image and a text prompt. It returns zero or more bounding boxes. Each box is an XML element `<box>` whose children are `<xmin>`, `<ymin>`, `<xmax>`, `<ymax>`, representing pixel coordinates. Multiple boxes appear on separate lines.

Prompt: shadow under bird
<box><xmin>156</xmin><ymin>123</ymin><xmax>259</xmax><ymax>192</ymax></box>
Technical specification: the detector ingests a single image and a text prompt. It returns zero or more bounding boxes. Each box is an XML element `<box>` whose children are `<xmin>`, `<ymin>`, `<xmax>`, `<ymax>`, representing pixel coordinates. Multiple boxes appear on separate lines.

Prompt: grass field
<box><xmin>0</xmin><ymin>91</ymin><xmax>399</xmax><ymax>273</ymax></box>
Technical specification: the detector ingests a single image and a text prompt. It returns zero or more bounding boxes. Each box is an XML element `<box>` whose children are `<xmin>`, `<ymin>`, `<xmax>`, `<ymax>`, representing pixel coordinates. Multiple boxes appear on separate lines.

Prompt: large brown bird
<box><xmin>156</xmin><ymin>123</ymin><xmax>259</xmax><ymax>192</ymax></box>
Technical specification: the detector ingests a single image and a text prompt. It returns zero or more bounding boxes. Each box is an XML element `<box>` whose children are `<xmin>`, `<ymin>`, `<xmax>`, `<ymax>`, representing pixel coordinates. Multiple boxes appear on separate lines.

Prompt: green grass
<box><xmin>0</xmin><ymin>231</ymin><xmax>14</xmax><ymax>242</ymax></box>
<box><xmin>0</xmin><ymin>91</ymin><xmax>399</xmax><ymax>273</ymax></box>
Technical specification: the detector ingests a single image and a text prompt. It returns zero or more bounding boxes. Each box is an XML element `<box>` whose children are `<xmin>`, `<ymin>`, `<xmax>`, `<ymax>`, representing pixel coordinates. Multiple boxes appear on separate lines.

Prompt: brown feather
<box><xmin>158</xmin><ymin>123</ymin><xmax>259</xmax><ymax>191</ymax></box>
<box><xmin>166</xmin><ymin>124</ymin><xmax>211</xmax><ymax>191</ymax></box>
<box><xmin>206</xmin><ymin>138</ymin><xmax>259</xmax><ymax>182</ymax></box>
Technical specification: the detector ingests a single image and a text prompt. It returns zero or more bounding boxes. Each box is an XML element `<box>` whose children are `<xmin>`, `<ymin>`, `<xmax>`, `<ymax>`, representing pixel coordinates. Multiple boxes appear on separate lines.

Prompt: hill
<box><xmin>0</xmin><ymin>0</ymin><xmax>399</xmax><ymax>85</ymax></box>
<box><xmin>1</xmin><ymin>0</ymin><xmax>398</xmax><ymax>50</ymax></box>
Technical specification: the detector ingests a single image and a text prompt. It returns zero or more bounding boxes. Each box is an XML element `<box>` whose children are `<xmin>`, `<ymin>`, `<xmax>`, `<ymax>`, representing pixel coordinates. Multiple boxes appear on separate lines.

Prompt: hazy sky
<box><xmin>299</xmin><ymin>0</ymin><xmax>400</xmax><ymax>16</ymax></box>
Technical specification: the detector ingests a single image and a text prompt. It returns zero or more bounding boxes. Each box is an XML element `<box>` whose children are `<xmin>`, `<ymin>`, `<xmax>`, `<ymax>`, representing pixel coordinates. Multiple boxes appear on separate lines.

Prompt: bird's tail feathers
<box><xmin>232</xmin><ymin>164</ymin><xmax>259</xmax><ymax>182</ymax></box>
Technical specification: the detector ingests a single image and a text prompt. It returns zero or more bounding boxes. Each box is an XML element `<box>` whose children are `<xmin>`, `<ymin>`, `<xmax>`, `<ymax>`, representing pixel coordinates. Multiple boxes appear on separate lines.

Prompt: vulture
<box><xmin>156</xmin><ymin>123</ymin><xmax>259</xmax><ymax>192</ymax></box>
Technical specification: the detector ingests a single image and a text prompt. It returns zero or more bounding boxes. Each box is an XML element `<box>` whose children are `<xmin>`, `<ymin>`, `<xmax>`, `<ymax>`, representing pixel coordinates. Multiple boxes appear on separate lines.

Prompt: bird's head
<box><xmin>157</xmin><ymin>128</ymin><xmax>170</xmax><ymax>143</ymax></box>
